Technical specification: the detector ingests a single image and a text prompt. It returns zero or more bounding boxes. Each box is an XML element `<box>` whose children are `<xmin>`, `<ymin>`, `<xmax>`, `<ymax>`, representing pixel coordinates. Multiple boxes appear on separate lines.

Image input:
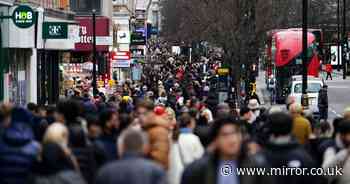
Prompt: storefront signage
<box><xmin>12</xmin><ymin>5</ymin><xmax>35</xmax><ymax>28</ymax></box>
<box><xmin>111</xmin><ymin>51</ymin><xmax>131</xmax><ymax>60</ymax></box>
<box><xmin>111</xmin><ymin>60</ymin><xmax>130</xmax><ymax>68</ymax></box>
<box><xmin>150</xmin><ymin>27</ymin><xmax>158</xmax><ymax>35</ymax></box>
<box><xmin>117</xmin><ymin>31</ymin><xmax>130</xmax><ymax>44</ymax></box>
<box><xmin>75</xmin><ymin>16</ymin><xmax>110</xmax><ymax>51</ymax></box>
<box><xmin>131</xmin><ymin>48</ymin><xmax>144</xmax><ymax>57</ymax></box>
<box><xmin>131</xmin><ymin>33</ymin><xmax>146</xmax><ymax>45</ymax></box>
<box><xmin>43</xmin><ymin>22</ymin><xmax>68</xmax><ymax>39</ymax></box>
<box><xmin>217</xmin><ymin>68</ymin><xmax>229</xmax><ymax>76</ymax></box>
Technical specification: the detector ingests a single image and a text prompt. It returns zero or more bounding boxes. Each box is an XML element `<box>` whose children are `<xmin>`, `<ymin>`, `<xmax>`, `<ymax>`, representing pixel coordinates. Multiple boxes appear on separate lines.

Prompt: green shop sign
<box><xmin>12</xmin><ymin>5</ymin><xmax>35</xmax><ymax>28</ymax></box>
<box><xmin>43</xmin><ymin>22</ymin><xmax>68</xmax><ymax>39</ymax></box>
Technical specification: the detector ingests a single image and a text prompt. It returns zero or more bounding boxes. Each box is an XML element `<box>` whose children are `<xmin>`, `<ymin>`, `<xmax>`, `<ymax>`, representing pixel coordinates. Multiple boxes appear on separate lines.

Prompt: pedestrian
<box><xmin>96</xmin><ymin>108</ymin><xmax>119</xmax><ymax>160</ymax></box>
<box><xmin>31</xmin><ymin>123</ymin><xmax>85</xmax><ymax>184</ymax></box>
<box><xmin>325</xmin><ymin>63</ymin><xmax>333</xmax><ymax>80</ymax></box>
<box><xmin>322</xmin><ymin>120</ymin><xmax>350</xmax><ymax>184</ymax></box>
<box><xmin>289</xmin><ymin>103</ymin><xmax>312</xmax><ymax>145</ymax></box>
<box><xmin>95</xmin><ymin>129</ymin><xmax>166</xmax><ymax>184</ymax></box>
<box><xmin>263</xmin><ymin>112</ymin><xmax>323</xmax><ymax>184</ymax></box>
<box><xmin>247</xmin><ymin>99</ymin><xmax>260</xmax><ymax>124</ymax></box>
<box><xmin>240</xmin><ymin>106</ymin><xmax>253</xmax><ymax>134</ymax></box>
<box><xmin>0</xmin><ymin>107</ymin><xmax>40</xmax><ymax>184</ymax></box>
<box><xmin>318</xmin><ymin>85</ymin><xmax>328</xmax><ymax>120</ymax></box>
<box><xmin>142</xmin><ymin>113</ymin><xmax>170</xmax><ymax>170</ymax></box>
<box><xmin>181</xmin><ymin>115</ymin><xmax>274</xmax><ymax>184</ymax></box>
<box><xmin>306</xmin><ymin>120</ymin><xmax>332</xmax><ymax>167</ymax></box>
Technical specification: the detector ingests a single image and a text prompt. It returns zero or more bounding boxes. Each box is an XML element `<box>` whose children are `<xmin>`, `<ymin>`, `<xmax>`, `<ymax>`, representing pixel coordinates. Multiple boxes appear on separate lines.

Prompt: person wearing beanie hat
<box><xmin>289</xmin><ymin>103</ymin><xmax>312</xmax><ymax>145</ymax></box>
<box><xmin>264</xmin><ymin>112</ymin><xmax>322</xmax><ymax>184</ymax></box>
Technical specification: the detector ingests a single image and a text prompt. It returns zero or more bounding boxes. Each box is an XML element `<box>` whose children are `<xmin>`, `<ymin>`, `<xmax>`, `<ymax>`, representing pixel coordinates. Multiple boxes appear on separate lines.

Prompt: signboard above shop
<box><xmin>12</xmin><ymin>5</ymin><xmax>35</xmax><ymax>28</ymax></box>
<box><xmin>75</xmin><ymin>16</ymin><xmax>110</xmax><ymax>51</ymax></box>
<box><xmin>131</xmin><ymin>32</ymin><xmax>146</xmax><ymax>45</ymax></box>
<box><xmin>43</xmin><ymin>22</ymin><xmax>68</xmax><ymax>39</ymax></box>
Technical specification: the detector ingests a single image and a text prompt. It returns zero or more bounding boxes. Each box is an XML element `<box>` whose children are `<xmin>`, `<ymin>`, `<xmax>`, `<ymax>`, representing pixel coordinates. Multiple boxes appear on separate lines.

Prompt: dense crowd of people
<box><xmin>0</xmin><ymin>39</ymin><xmax>349</xmax><ymax>184</ymax></box>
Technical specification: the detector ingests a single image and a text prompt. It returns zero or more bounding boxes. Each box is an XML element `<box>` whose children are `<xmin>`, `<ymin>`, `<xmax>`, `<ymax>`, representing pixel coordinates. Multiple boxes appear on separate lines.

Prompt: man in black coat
<box><xmin>263</xmin><ymin>112</ymin><xmax>326</xmax><ymax>184</ymax></box>
<box><xmin>96</xmin><ymin>129</ymin><xmax>165</xmax><ymax>184</ymax></box>
<box><xmin>181</xmin><ymin>115</ymin><xmax>275</xmax><ymax>184</ymax></box>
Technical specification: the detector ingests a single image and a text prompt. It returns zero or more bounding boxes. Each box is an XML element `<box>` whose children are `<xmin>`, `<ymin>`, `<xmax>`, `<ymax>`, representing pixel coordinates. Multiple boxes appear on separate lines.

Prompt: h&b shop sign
<box><xmin>12</xmin><ymin>5</ymin><xmax>35</xmax><ymax>28</ymax></box>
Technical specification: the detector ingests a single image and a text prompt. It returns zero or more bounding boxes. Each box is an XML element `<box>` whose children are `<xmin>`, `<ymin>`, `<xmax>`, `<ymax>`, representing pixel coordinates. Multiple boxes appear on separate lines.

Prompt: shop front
<box><xmin>60</xmin><ymin>16</ymin><xmax>111</xmax><ymax>97</ymax></box>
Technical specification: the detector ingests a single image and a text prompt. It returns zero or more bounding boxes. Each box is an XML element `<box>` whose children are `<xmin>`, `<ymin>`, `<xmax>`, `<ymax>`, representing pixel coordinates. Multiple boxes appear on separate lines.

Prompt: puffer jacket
<box><xmin>0</xmin><ymin>123</ymin><xmax>40</xmax><ymax>184</ymax></box>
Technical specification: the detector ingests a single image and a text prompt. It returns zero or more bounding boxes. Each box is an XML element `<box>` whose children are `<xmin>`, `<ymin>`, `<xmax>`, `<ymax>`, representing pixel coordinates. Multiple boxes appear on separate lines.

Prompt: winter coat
<box><xmin>322</xmin><ymin>149</ymin><xmax>350</xmax><ymax>184</ymax></box>
<box><xmin>292</xmin><ymin>115</ymin><xmax>312</xmax><ymax>145</ymax></box>
<box><xmin>143</xmin><ymin>115</ymin><xmax>170</xmax><ymax>170</ymax></box>
<box><xmin>318</xmin><ymin>88</ymin><xmax>328</xmax><ymax>109</ymax></box>
<box><xmin>95</xmin><ymin>132</ymin><xmax>119</xmax><ymax>161</ymax></box>
<box><xmin>0</xmin><ymin>123</ymin><xmax>40</xmax><ymax>184</ymax></box>
<box><xmin>181</xmin><ymin>152</ymin><xmax>275</xmax><ymax>184</ymax></box>
<box><xmin>168</xmin><ymin>130</ymin><xmax>204</xmax><ymax>184</ymax></box>
<box><xmin>264</xmin><ymin>137</ymin><xmax>325</xmax><ymax>184</ymax></box>
<box><xmin>96</xmin><ymin>153</ymin><xmax>166</xmax><ymax>184</ymax></box>
<box><xmin>30</xmin><ymin>143</ymin><xmax>86</xmax><ymax>184</ymax></box>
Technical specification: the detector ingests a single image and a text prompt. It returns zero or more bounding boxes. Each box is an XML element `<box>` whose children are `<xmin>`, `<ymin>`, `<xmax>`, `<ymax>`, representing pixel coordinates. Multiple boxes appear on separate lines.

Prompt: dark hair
<box><xmin>136</xmin><ymin>100</ymin><xmax>155</xmax><ymax>111</ymax></box>
<box><xmin>46</xmin><ymin>105</ymin><xmax>56</xmax><ymax>116</ymax></box>
<box><xmin>56</xmin><ymin>99</ymin><xmax>82</xmax><ymax>123</ymax></box>
<box><xmin>178</xmin><ymin>113</ymin><xmax>193</xmax><ymax>128</ymax></box>
<box><xmin>333</xmin><ymin>117</ymin><xmax>344</xmax><ymax>137</ymax></box>
<box><xmin>268</xmin><ymin>112</ymin><xmax>293</xmax><ymax>136</ymax></box>
<box><xmin>338</xmin><ymin>120</ymin><xmax>350</xmax><ymax>134</ymax></box>
<box><xmin>99</xmin><ymin>109</ymin><xmax>117</xmax><ymax>128</ymax></box>
<box><xmin>240</xmin><ymin>106</ymin><xmax>250</xmax><ymax>117</ymax></box>
<box><xmin>119</xmin><ymin>113</ymin><xmax>132</xmax><ymax>132</ymax></box>
<box><xmin>85</xmin><ymin>114</ymin><xmax>99</xmax><ymax>128</ymax></box>
<box><xmin>209</xmin><ymin>115</ymin><xmax>240</xmax><ymax>142</ymax></box>
<box><xmin>27</xmin><ymin>102</ymin><xmax>38</xmax><ymax>112</ymax></box>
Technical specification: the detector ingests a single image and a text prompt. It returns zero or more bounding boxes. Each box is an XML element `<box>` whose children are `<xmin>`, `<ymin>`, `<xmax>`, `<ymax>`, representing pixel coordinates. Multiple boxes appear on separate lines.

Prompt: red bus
<box><xmin>266</xmin><ymin>29</ymin><xmax>322</xmax><ymax>103</ymax></box>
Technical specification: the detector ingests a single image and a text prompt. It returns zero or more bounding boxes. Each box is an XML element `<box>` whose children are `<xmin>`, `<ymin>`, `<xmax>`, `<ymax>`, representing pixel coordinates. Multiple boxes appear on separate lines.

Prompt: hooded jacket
<box><xmin>143</xmin><ymin>115</ymin><xmax>170</xmax><ymax>170</ymax></box>
<box><xmin>0</xmin><ymin>123</ymin><xmax>40</xmax><ymax>184</ymax></box>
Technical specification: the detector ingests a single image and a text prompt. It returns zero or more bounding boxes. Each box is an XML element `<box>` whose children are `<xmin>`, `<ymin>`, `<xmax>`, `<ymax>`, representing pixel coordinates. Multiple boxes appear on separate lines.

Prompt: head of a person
<box><xmin>99</xmin><ymin>109</ymin><xmax>119</xmax><ymax>133</ymax></box>
<box><xmin>118</xmin><ymin>129</ymin><xmax>149</xmax><ymax>157</ymax></box>
<box><xmin>85</xmin><ymin>114</ymin><xmax>101</xmax><ymax>140</ymax></box>
<box><xmin>43</xmin><ymin>123</ymin><xmax>69</xmax><ymax>148</ymax></box>
<box><xmin>313</xmin><ymin>120</ymin><xmax>331</xmax><ymax>138</ymax></box>
<box><xmin>165</xmin><ymin>107</ymin><xmax>176</xmax><ymax>130</ymax></box>
<box><xmin>27</xmin><ymin>102</ymin><xmax>38</xmax><ymax>115</ymax></box>
<box><xmin>136</xmin><ymin>100</ymin><xmax>155</xmax><ymax>124</ymax></box>
<box><xmin>178</xmin><ymin>113</ymin><xmax>195</xmax><ymax>129</ymax></box>
<box><xmin>338</xmin><ymin>120</ymin><xmax>350</xmax><ymax>147</ymax></box>
<box><xmin>289</xmin><ymin>103</ymin><xmax>303</xmax><ymax>117</ymax></box>
<box><xmin>268</xmin><ymin>112</ymin><xmax>293</xmax><ymax>138</ymax></box>
<box><xmin>286</xmin><ymin>96</ymin><xmax>296</xmax><ymax>110</ymax></box>
<box><xmin>247</xmin><ymin>99</ymin><xmax>260</xmax><ymax>114</ymax></box>
<box><xmin>210</xmin><ymin>115</ymin><xmax>242</xmax><ymax>159</ymax></box>
<box><xmin>216</xmin><ymin>103</ymin><xmax>231</xmax><ymax>117</ymax></box>
<box><xmin>239</xmin><ymin>106</ymin><xmax>251</xmax><ymax>121</ymax></box>
<box><xmin>56</xmin><ymin>99</ymin><xmax>82</xmax><ymax>124</ymax></box>
<box><xmin>119</xmin><ymin>113</ymin><xmax>133</xmax><ymax>133</ymax></box>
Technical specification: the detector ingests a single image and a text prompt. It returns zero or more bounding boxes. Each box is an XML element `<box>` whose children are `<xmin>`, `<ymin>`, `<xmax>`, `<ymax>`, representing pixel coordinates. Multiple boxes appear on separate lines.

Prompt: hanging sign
<box><xmin>12</xmin><ymin>5</ymin><xmax>35</xmax><ymax>28</ymax></box>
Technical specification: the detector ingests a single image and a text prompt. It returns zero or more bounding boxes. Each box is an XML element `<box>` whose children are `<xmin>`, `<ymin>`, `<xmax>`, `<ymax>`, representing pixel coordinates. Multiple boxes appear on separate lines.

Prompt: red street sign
<box><xmin>111</xmin><ymin>51</ymin><xmax>131</xmax><ymax>60</ymax></box>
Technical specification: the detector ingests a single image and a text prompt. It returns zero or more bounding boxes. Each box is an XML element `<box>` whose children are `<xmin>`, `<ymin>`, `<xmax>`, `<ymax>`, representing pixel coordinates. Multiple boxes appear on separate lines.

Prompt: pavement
<box><xmin>256</xmin><ymin>69</ymin><xmax>350</xmax><ymax>121</ymax></box>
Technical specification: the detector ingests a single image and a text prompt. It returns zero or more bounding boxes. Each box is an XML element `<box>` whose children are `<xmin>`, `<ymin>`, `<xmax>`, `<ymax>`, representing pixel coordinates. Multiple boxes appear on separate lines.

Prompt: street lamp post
<box><xmin>92</xmin><ymin>9</ymin><xmax>98</xmax><ymax>96</ymax></box>
<box><xmin>343</xmin><ymin>0</ymin><xmax>347</xmax><ymax>79</ymax></box>
<box><xmin>302</xmin><ymin>0</ymin><xmax>309</xmax><ymax>108</ymax></box>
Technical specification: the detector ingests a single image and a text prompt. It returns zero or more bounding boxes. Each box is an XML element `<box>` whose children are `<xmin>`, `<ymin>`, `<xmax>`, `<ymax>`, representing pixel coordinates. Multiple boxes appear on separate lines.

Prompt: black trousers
<box><xmin>326</xmin><ymin>72</ymin><xmax>332</xmax><ymax>80</ymax></box>
<box><xmin>319</xmin><ymin>107</ymin><xmax>328</xmax><ymax>120</ymax></box>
